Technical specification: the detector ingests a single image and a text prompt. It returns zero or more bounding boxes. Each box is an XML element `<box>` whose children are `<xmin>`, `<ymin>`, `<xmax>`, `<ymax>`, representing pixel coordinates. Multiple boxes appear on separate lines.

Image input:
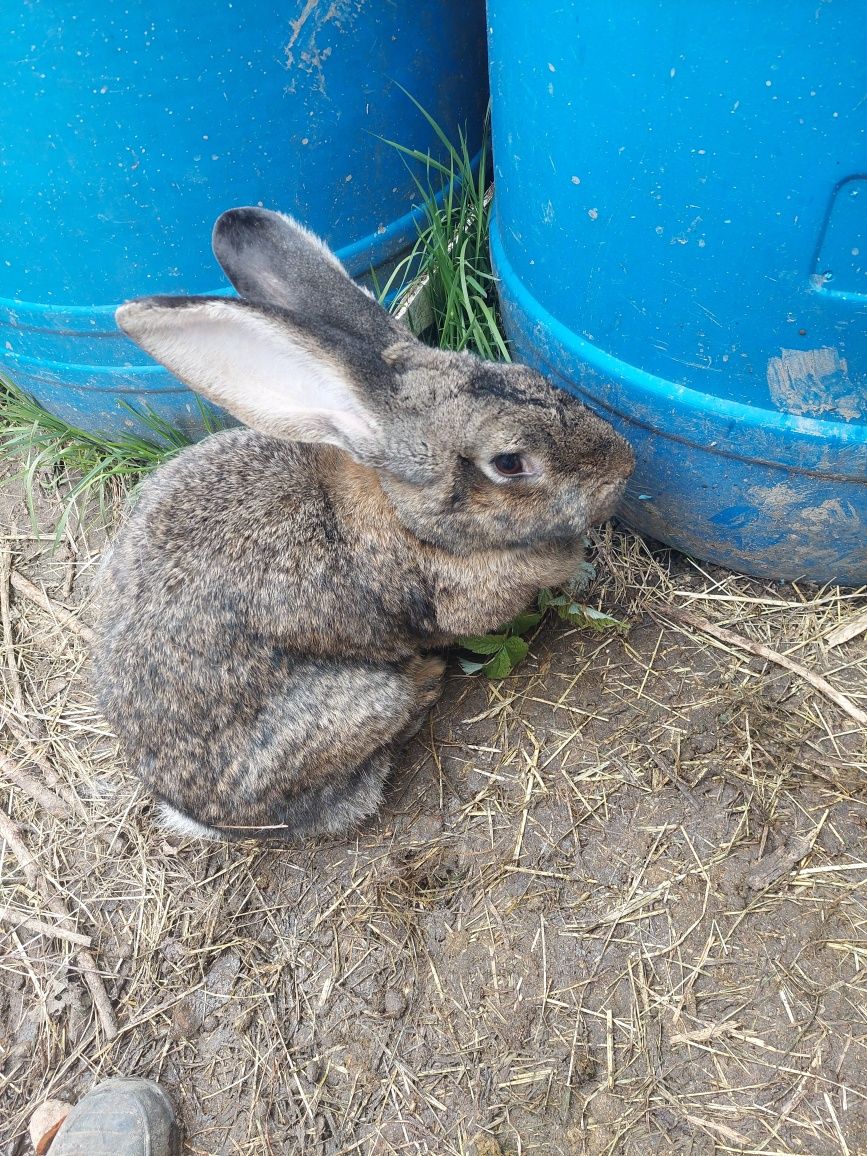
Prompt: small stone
<box><xmin>426</xmin><ymin>917</ymin><xmax>448</xmax><ymax>943</ymax></box>
<box><xmin>160</xmin><ymin>938</ymin><xmax>186</xmax><ymax>964</ymax></box>
<box><xmin>202</xmin><ymin>1014</ymin><xmax>218</xmax><ymax>1032</ymax></box>
<box><xmin>305</xmin><ymin>1059</ymin><xmax>322</xmax><ymax>1085</ymax></box>
<box><xmin>171</xmin><ymin>949</ymin><xmax>241</xmax><ymax>1038</ymax></box>
<box><xmin>234</xmin><ymin>1007</ymin><xmax>255</xmax><ymax>1033</ymax></box>
<box><xmin>473</xmin><ymin>1137</ymin><xmax>504</xmax><ymax>1156</ymax></box>
<box><xmin>112</xmin><ymin>939</ymin><xmax>133</xmax><ymax>961</ymax></box>
<box><xmin>171</xmin><ymin>999</ymin><xmax>200</xmax><ymax>1039</ymax></box>
<box><xmin>29</xmin><ymin>1099</ymin><xmax>72</xmax><ymax>1155</ymax></box>
<box><xmin>383</xmin><ymin>988</ymin><xmax>407</xmax><ymax>1018</ymax></box>
<box><xmin>44</xmin><ymin>677</ymin><xmax>68</xmax><ymax>701</ymax></box>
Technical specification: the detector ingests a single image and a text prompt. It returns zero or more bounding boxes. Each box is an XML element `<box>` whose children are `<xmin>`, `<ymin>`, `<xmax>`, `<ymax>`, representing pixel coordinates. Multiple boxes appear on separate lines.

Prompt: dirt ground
<box><xmin>1</xmin><ymin>461</ymin><xmax>866</xmax><ymax>1156</ymax></box>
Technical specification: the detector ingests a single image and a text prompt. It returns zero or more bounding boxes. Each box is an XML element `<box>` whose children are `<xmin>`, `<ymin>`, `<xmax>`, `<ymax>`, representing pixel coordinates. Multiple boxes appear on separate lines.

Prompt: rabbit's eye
<box><xmin>491</xmin><ymin>453</ymin><xmax>528</xmax><ymax>477</ymax></box>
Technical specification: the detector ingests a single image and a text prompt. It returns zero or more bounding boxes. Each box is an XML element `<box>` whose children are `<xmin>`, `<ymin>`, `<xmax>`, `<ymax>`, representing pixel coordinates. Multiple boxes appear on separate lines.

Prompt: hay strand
<box><xmin>664</xmin><ymin>605</ymin><xmax>867</xmax><ymax>726</ymax></box>
<box><xmin>10</xmin><ymin>570</ymin><xmax>94</xmax><ymax>644</ymax></box>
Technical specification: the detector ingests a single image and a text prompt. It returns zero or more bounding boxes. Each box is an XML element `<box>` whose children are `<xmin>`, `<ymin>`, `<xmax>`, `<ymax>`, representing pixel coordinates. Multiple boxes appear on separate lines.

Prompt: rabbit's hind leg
<box><xmin>297</xmin><ymin>655</ymin><xmax>446</xmax><ymax>838</ymax></box>
<box><xmin>395</xmin><ymin>654</ymin><xmax>447</xmax><ymax>744</ymax></box>
<box><xmin>213</xmin><ymin>654</ymin><xmax>445</xmax><ymax>841</ymax></box>
<box><xmin>309</xmin><ymin>748</ymin><xmax>393</xmax><ymax>837</ymax></box>
<box><xmin>266</xmin><ymin>655</ymin><xmax>447</xmax><ymax>840</ymax></box>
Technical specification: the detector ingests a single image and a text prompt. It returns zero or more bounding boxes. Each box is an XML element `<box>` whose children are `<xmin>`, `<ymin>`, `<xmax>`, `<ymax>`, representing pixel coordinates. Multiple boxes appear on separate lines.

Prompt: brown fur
<box><xmin>92</xmin><ymin>208</ymin><xmax>634</xmax><ymax>841</ymax></box>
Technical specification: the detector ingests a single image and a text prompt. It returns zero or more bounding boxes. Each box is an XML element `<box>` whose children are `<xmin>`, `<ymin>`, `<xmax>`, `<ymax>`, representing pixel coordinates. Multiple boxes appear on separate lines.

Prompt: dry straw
<box><xmin>1</xmin><ymin>472</ymin><xmax>865</xmax><ymax>1151</ymax></box>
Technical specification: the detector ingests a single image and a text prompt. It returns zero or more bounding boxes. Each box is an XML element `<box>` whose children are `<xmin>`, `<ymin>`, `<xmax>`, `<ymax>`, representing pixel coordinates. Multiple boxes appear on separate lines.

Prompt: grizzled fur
<box><xmin>92</xmin><ymin>207</ymin><xmax>634</xmax><ymax>841</ymax></box>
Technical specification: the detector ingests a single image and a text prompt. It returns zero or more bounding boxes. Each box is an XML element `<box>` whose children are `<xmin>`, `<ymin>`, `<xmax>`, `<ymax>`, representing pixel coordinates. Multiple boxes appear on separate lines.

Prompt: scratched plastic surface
<box><xmin>488</xmin><ymin>1</ymin><xmax>866</xmax><ymax>584</ymax></box>
<box><xmin>0</xmin><ymin>1</ymin><xmax>487</xmax><ymax>439</ymax></box>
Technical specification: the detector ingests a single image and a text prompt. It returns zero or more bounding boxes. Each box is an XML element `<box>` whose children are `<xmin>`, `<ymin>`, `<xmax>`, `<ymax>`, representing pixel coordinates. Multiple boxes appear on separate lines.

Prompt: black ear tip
<box><xmin>212</xmin><ymin>206</ymin><xmax>276</xmax><ymax>255</ymax></box>
<box><xmin>215</xmin><ymin>205</ymin><xmax>262</xmax><ymax>228</ymax></box>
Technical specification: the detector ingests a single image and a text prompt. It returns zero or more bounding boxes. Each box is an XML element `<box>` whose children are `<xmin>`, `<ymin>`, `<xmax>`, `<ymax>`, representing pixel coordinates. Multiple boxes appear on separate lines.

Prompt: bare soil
<box><xmin>1</xmin><ymin>462</ymin><xmax>866</xmax><ymax>1155</ymax></box>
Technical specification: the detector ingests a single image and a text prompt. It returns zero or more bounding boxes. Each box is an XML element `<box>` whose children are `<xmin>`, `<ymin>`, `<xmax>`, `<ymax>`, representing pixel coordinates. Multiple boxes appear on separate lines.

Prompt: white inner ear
<box><xmin>117</xmin><ymin>298</ymin><xmax>379</xmax><ymax>450</ymax></box>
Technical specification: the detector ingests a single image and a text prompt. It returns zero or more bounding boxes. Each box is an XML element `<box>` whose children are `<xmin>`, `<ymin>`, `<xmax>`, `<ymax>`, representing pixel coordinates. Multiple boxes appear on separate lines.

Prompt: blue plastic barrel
<box><xmin>1</xmin><ymin>2</ymin><xmax>486</xmax><ymax>439</ymax></box>
<box><xmin>488</xmin><ymin>2</ymin><xmax>867</xmax><ymax>585</ymax></box>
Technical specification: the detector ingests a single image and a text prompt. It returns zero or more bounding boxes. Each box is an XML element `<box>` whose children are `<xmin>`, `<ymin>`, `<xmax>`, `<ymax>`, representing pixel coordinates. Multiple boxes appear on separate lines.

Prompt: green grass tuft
<box><xmin>0</xmin><ymin>374</ymin><xmax>198</xmax><ymax>537</ymax></box>
<box><xmin>378</xmin><ymin>100</ymin><xmax>510</xmax><ymax>361</ymax></box>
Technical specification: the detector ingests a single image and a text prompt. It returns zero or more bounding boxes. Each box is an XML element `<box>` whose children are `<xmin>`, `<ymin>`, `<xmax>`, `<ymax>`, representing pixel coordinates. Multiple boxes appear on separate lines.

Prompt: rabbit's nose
<box><xmin>589</xmin><ymin>476</ymin><xmax>629</xmax><ymax>523</ymax></box>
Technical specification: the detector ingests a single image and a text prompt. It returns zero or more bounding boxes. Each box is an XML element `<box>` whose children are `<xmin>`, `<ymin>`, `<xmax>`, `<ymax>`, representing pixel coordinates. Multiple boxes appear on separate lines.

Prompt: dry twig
<box><xmin>0</xmin><ymin>715</ymin><xmax>124</xmax><ymax>849</ymax></box>
<box><xmin>0</xmin><ymin>803</ymin><xmax>39</xmax><ymax>888</ymax></box>
<box><xmin>0</xmin><ymin>803</ymin><xmax>117</xmax><ymax>1039</ymax></box>
<box><xmin>0</xmin><ymin>752</ymin><xmax>69</xmax><ymax>819</ymax></box>
<box><xmin>664</xmin><ymin>606</ymin><xmax>867</xmax><ymax>727</ymax></box>
<box><xmin>826</xmin><ymin>607</ymin><xmax>867</xmax><ymax>650</ymax></box>
<box><xmin>1</xmin><ymin>712</ymin><xmax>67</xmax><ymax>794</ymax></box>
<box><xmin>0</xmin><ymin>543</ymin><xmax>26</xmax><ymax>716</ymax></box>
<box><xmin>10</xmin><ymin>570</ymin><xmax>94</xmax><ymax>644</ymax></box>
<box><xmin>0</xmin><ymin>907</ymin><xmax>93</xmax><ymax>949</ymax></box>
<box><xmin>746</xmin><ymin>832</ymin><xmax>814</xmax><ymax>891</ymax></box>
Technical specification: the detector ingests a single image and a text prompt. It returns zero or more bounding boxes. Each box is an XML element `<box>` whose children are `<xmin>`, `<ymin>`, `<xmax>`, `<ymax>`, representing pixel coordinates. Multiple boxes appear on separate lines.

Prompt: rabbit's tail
<box><xmin>157</xmin><ymin>802</ymin><xmax>223</xmax><ymax>841</ymax></box>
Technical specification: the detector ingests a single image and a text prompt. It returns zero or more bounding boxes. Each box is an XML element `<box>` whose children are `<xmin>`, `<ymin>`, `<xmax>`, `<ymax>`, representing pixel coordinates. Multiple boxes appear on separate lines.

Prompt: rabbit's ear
<box><xmin>212</xmin><ymin>207</ymin><xmax>398</xmax><ymax>347</ymax></box>
<box><xmin>116</xmin><ymin>296</ymin><xmax>382</xmax><ymax>459</ymax></box>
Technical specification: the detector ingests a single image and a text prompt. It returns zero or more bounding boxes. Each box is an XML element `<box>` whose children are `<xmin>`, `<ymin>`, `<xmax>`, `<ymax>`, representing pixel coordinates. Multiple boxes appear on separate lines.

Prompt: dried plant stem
<box><xmin>826</xmin><ymin>608</ymin><xmax>867</xmax><ymax>649</ymax></box>
<box><xmin>0</xmin><ymin>544</ymin><xmax>26</xmax><ymax>716</ymax></box>
<box><xmin>0</xmin><ymin>907</ymin><xmax>93</xmax><ymax>949</ymax></box>
<box><xmin>10</xmin><ymin>570</ymin><xmax>94</xmax><ymax>644</ymax></box>
<box><xmin>0</xmin><ymin>753</ymin><xmax>68</xmax><ymax>819</ymax></box>
<box><xmin>70</xmin><ymin>949</ymin><xmax>118</xmax><ymax>1041</ymax></box>
<box><xmin>666</xmin><ymin>606</ymin><xmax>867</xmax><ymax>727</ymax></box>
<box><xmin>0</xmin><ymin>718</ymin><xmax>125</xmax><ymax>849</ymax></box>
<box><xmin>0</xmin><ymin>804</ymin><xmax>117</xmax><ymax>1039</ymax></box>
<box><xmin>0</xmin><ymin>804</ymin><xmax>39</xmax><ymax>888</ymax></box>
<box><xmin>1</xmin><ymin>712</ymin><xmax>66</xmax><ymax>792</ymax></box>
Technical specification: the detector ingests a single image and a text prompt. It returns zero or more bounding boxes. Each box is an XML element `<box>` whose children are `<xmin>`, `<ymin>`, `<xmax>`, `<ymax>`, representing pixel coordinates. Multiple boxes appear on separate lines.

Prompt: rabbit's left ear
<box><xmin>115</xmin><ymin>295</ymin><xmax>384</xmax><ymax>460</ymax></box>
<box><xmin>212</xmin><ymin>207</ymin><xmax>402</xmax><ymax>349</ymax></box>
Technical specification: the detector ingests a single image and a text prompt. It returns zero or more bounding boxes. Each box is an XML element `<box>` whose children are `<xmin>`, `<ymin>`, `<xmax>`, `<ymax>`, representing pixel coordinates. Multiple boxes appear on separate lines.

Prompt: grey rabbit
<box><xmin>92</xmin><ymin>208</ymin><xmax>634</xmax><ymax>841</ymax></box>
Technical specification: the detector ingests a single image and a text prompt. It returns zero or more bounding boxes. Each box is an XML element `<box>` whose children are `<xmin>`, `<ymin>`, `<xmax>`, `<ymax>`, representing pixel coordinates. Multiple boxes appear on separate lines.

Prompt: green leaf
<box><xmin>508</xmin><ymin>610</ymin><xmax>544</xmax><ymax>636</ymax></box>
<box><xmin>536</xmin><ymin>588</ymin><xmax>555</xmax><ymax>613</ymax></box>
<box><xmin>502</xmin><ymin>635</ymin><xmax>529</xmax><ymax>664</ymax></box>
<box><xmin>458</xmin><ymin>632</ymin><xmax>508</xmax><ymax>655</ymax></box>
<box><xmin>483</xmin><ymin>648</ymin><xmax>516</xmax><ymax>679</ymax></box>
<box><xmin>543</xmin><ymin>593</ymin><xmax>572</xmax><ymax>619</ymax></box>
<box><xmin>458</xmin><ymin>657</ymin><xmax>488</xmax><ymax>674</ymax></box>
<box><xmin>563</xmin><ymin>603</ymin><xmax>628</xmax><ymax>634</ymax></box>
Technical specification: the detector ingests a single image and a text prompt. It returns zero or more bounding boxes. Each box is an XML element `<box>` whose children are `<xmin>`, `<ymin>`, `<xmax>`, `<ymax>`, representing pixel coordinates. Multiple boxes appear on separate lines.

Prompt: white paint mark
<box><xmin>287</xmin><ymin>0</ymin><xmax>319</xmax><ymax>51</ymax></box>
<box><xmin>767</xmin><ymin>347</ymin><xmax>862</xmax><ymax>422</ymax></box>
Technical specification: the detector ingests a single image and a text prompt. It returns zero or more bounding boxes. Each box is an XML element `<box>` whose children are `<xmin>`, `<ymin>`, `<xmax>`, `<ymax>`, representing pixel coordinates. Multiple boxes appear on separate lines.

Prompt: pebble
<box><xmin>29</xmin><ymin>1100</ymin><xmax>72</xmax><ymax>1155</ymax></box>
<box><xmin>383</xmin><ymin>988</ymin><xmax>407</xmax><ymax>1018</ymax></box>
<box><xmin>305</xmin><ymin>1059</ymin><xmax>322</xmax><ymax>1085</ymax></box>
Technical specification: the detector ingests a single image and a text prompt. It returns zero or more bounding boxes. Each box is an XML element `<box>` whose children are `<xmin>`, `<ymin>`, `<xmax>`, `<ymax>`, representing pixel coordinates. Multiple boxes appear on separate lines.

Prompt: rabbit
<box><xmin>92</xmin><ymin>207</ymin><xmax>634</xmax><ymax>842</ymax></box>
